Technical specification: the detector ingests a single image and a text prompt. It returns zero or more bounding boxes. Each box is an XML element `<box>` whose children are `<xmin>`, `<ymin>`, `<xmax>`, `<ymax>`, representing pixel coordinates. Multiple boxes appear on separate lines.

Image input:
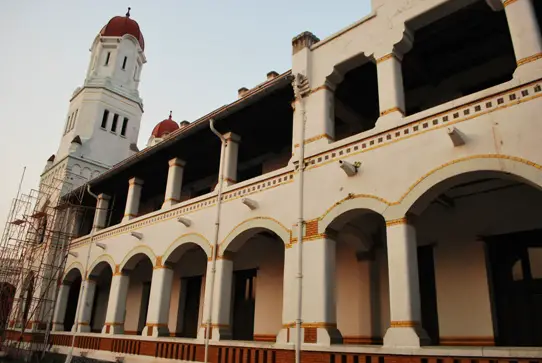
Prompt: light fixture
<box><xmin>339</xmin><ymin>160</ymin><xmax>361</xmax><ymax>177</ymax></box>
<box><xmin>242</xmin><ymin>198</ymin><xmax>258</xmax><ymax>210</ymax></box>
<box><xmin>130</xmin><ymin>231</ymin><xmax>143</xmax><ymax>240</ymax></box>
<box><xmin>95</xmin><ymin>242</ymin><xmax>106</xmax><ymax>250</ymax></box>
<box><xmin>68</xmin><ymin>251</ymin><xmax>78</xmax><ymax>258</ymax></box>
<box><xmin>447</xmin><ymin>127</ymin><xmax>465</xmax><ymax>146</ymax></box>
<box><xmin>177</xmin><ymin>217</ymin><xmax>191</xmax><ymax>227</ymax></box>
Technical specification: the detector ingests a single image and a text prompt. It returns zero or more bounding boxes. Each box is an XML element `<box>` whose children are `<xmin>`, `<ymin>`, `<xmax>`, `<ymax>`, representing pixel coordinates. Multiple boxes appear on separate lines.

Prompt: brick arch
<box><xmin>119</xmin><ymin>245</ymin><xmax>157</xmax><ymax>271</ymax></box>
<box><xmin>62</xmin><ymin>262</ymin><xmax>84</xmax><ymax>283</ymax></box>
<box><xmin>88</xmin><ymin>254</ymin><xmax>115</xmax><ymax>278</ymax></box>
<box><xmin>219</xmin><ymin>217</ymin><xmax>291</xmax><ymax>255</ymax></box>
<box><xmin>162</xmin><ymin>233</ymin><xmax>212</xmax><ymax>264</ymax></box>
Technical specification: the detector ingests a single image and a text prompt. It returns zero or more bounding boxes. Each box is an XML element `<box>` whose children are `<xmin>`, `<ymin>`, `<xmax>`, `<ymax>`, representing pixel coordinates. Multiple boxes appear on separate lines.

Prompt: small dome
<box><xmin>100</xmin><ymin>8</ymin><xmax>145</xmax><ymax>50</ymax></box>
<box><xmin>151</xmin><ymin>112</ymin><xmax>179</xmax><ymax>138</ymax></box>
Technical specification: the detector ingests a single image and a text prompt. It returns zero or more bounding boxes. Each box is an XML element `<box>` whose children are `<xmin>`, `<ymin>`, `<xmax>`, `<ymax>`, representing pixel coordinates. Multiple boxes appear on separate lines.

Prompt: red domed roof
<box><xmin>100</xmin><ymin>8</ymin><xmax>145</xmax><ymax>50</ymax></box>
<box><xmin>152</xmin><ymin>112</ymin><xmax>179</xmax><ymax>138</ymax></box>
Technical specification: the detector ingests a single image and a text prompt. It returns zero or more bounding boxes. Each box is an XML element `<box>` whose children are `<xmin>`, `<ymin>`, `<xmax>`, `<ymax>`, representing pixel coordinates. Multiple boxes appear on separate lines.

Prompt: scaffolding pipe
<box><xmin>65</xmin><ymin>185</ymin><xmax>98</xmax><ymax>363</ymax></box>
<box><xmin>204</xmin><ymin>119</ymin><xmax>227</xmax><ymax>363</ymax></box>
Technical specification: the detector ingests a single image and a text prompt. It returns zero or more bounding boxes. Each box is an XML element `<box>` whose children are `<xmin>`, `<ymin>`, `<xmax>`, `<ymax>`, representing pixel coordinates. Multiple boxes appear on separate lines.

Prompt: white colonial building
<box><xmin>7</xmin><ymin>0</ymin><xmax>542</xmax><ymax>362</ymax></box>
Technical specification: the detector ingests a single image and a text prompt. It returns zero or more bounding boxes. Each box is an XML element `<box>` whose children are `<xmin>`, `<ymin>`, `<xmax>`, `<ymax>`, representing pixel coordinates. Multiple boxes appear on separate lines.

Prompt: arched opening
<box><xmin>409</xmin><ymin>171</ymin><xmax>542</xmax><ymax>347</ymax></box>
<box><xmin>164</xmin><ymin>243</ymin><xmax>208</xmax><ymax>338</ymax></box>
<box><xmin>122</xmin><ymin>253</ymin><xmax>153</xmax><ymax>335</ymax></box>
<box><xmin>402</xmin><ymin>0</ymin><xmax>516</xmax><ymax>115</ymax></box>
<box><xmin>88</xmin><ymin>262</ymin><xmax>113</xmax><ymax>333</ymax></box>
<box><xmin>225</xmin><ymin>228</ymin><xmax>285</xmax><ymax>341</ymax></box>
<box><xmin>325</xmin><ymin>209</ymin><xmax>388</xmax><ymax>345</ymax></box>
<box><xmin>63</xmin><ymin>269</ymin><xmax>82</xmax><ymax>332</ymax></box>
<box><xmin>0</xmin><ymin>283</ymin><xmax>16</xmax><ymax>333</ymax></box>
<box><xmin>332</xmin><ymin>56</ymin><xmax>380</xmax><ymax>142</ymax></box>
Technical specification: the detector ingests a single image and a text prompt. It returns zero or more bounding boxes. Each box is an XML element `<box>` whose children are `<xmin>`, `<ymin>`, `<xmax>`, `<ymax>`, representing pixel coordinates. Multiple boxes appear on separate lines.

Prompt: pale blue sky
<box><xmin>0</xmin><ymin>0</ymin><xmax>371</xmax><ymax>229</ymax></box>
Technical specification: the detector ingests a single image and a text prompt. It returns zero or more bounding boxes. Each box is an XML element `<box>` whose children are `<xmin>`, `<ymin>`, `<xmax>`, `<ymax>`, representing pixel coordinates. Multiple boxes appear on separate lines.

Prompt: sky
<box><xmin>0</xmin><ymin>0</ymin><xmax>371</xmax><ymax>231</ymax></box>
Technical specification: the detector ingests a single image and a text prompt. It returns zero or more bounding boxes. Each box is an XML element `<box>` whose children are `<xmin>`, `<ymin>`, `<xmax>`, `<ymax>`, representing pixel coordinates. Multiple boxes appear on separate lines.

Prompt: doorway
<box><xmin>418</xmin><ymin>245</ymin><xmax>440</xmax><ymax>345</ymax></box>
<box><xmin>487</xmin><ymin>229</ymin><xmax>542</xmax><ymax>346</ymax></box>
<box><xmin>137</xmin><ymin>282</ymin><xmax>151</xmax><ymax>335</ymax></box>
<box><xmin>179</xmin><ymin>276</ymin><xmax>202</xmax><ymax>338</ymax></box>
<box><xmin>232</xmin><ymin>269</ymin><xmax>257</xmax><ymax>340</ymax></box>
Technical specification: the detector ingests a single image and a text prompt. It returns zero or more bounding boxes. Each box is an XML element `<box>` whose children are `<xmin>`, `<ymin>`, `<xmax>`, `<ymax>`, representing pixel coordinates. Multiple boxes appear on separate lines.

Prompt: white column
<box><xmin>123</xmin><ymin>177</ymin><xmax>143</xmax><ymax>222</ymax></box>
<box><xmin>376</xmin><ymin>51</ymin><xmax>406</xmax><ymax>128</ymax></box>
<box><xmin>383</xmin><ymin>217</ymin><xmax>428</xmax><ymax>347</ymax></box>
<box><xmin>198</xmin><ymin>258</ymin><xmax>233</xmax><ymax>340</ymax></box>
<box><xmin>163</xmin><ymin>158</ymin><xmax>186</xmax><ymax>208</ymax></box>
<box><xmin>302</xmin><ymin>236</ymin><xmax>342</xmax><ymax>345</ymax></box>
<box><xmin>75</xmin><ymin>279</ymin><xmax>97</xmax><ymax>332</ymax></box>
<box><xmin>276</xmin><ymin>246</ymin><xmax>298</xmax><ymax>343</ymax></box>
<box><xmin>142</xmin><ymin>260</ymin><xmax>173</xmax><ymax>337</ymax></box>
<box><xmin>102</xmin><ymin>272</ymin><xmax>130</xmax><ymax>334</ymax></box>
<box><xmin>92</xmin><ymin>193</ymin><xmax>110</xmax><ymax>232</ymax></box>
<box><xmin>52</xmin><ymin>283</ymin><xmax>71</xmax><ymax>331</ymax></box>
<box><xmin>503</xmin><ymin>0</ymin><xmax>542</xmax><ymax>73</ymax></box>
<box><xmin>223</xmin><ymin>133</ymin><xmax>240</xmax><ymax>187</ymax></box>
<box><xmin>302</xmin><ymin>83</ymin><xmax>335</xmax><ymax>154</ymax></box>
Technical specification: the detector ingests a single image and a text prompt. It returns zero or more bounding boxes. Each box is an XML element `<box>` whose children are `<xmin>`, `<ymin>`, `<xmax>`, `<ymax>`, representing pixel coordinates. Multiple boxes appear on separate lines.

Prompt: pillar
<box><xmin>93</xmin><ymin>193</ymin><xmax>110</xmax><ymax>232</ymax></box>
<box><xmin>122</xmin><ymin>177</ymin><xmax>143</xmax><ymax>222</ymax></box>
<box><xmin>102</xmin><ymin>272</ymin><xmax>130</xmax><ymax>334</ymax></box>
<box><xmin>301</xmin><ymin>236</ymin><xmax>342</xmax><ymax>345</ymax></box>
<box><xmin>277</xmin><ymin>246</ymin><xmax>299</xmax><ymax>343</ymax></box>
<box><xmin>142</xmin><ymin>259</ymin><xmax>173</xmax><ymax>337</ymax></box>
<box><xmin>75</xmin><ymin>279</ymin><xmax>97</xmax><ymax>332</ymax></box>
<box><xmin>198</xmin><ymin>257</ymin><xmax>233</xmax><ymax>340</ymax></box>
<box><xmin>503</xmin><ymin>0</ymin><xmax>542</xmax><ymax>75</ymax></box>
<box><xmin>222</xmin><ymin>133</ymin><xmax>240</xmax><ymax>187</ymax></box>
<box><xmin>376</xmin><ymin>50</ymin><xmax>406</xmax><ymax>128</ymax></box>
<box><xmin>302</xmin><ymin>83</ymin><xmax>335</xmax><ymax>154</ymax></box>
<box><xmin>163</xmin><ymin>158</ymin><xmax>186</xmax><ymax>208</ymax></box>
<box><xmin>52</xmin><ymin>283</ymin><xmax>70</xmax><ymax>331</ymax></box>
<box><xmin>383</xmin><ymin>217</ymin><xmax>429</xmax><ymax>347</ymax></box>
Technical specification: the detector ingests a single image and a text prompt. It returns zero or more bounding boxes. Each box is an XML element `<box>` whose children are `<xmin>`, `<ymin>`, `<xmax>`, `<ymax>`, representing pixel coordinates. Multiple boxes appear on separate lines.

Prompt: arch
<box><xmin>63</xmin><ymin>262</ymin><xmax>84</xmax><ymax>282</ymax></box>
<box><xmin>88</xmin><ymin>254</ymin><xmax>115</xmax><ymax>278</ymax></box>
<box><xmin>219</xmin><ymin>217</ymin><xmax>291</xmax><ymax>254</ymax></box>
<box><xmin>119</xmin><ymin>245</ymin><xmax>156</xmax><ymax>271</ymax></box>
<box><xmin>163</xmin><ymin>233</ymin><xmax>212</xmax><ymax>264</ymax></box>
<box><xmin>319</xmin><ymin>194</ymin><xmax>390</xmax><ymax>232</ymax></box>
<box><xmin>386</xmin><ymin>154</ymin><xmax>542</xmax><ymax>219</ymax></box>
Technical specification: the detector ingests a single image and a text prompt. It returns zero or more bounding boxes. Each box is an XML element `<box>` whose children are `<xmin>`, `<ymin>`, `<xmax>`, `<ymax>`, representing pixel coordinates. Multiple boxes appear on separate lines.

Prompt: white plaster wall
<box><xmin>124</xmin><ymin>261</ymin><xmax>152</xmax><ymax>333</ymax></box>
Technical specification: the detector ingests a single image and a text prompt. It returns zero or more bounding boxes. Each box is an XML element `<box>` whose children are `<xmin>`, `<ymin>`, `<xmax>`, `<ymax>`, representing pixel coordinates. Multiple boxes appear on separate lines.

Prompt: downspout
<box><xmin>204</xmin><ymin>118</ymin><xmax>226</xmax><ymax>363</ymax></box>
<box><xmin>293</xmin><ymin>74</ymin><xmax>307</xmax><ymax>363</ymax></box>
<box><xmin>65</xmin><ymin>185</ymin><xmax>98</xmax><ymax>363</ymax></box>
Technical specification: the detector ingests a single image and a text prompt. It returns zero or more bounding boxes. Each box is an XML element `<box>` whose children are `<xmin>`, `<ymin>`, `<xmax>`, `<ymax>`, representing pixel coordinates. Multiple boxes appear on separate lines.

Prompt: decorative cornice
<box><xmin>517</xmin><ymin>52</ymin><xmax>542</xmax><ymax>67</ymax></box>
<box><xmin>390</xmin><ymin>320</ymin><xmax>419</xmax><ymax>328</ymax></box>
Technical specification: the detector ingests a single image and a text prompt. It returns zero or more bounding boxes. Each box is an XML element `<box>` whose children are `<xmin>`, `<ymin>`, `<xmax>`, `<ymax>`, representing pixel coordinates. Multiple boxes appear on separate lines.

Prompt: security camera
<box><xmin>339</xmin><ymin>160</ymin><xmax>360</xmax><ymax>177</ymax></box>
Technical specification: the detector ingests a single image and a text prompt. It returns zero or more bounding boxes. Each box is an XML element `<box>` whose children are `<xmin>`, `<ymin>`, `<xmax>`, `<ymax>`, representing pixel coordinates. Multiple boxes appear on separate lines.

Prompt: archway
<box><xmin>62</xmin><ymin>268</ymin><xmax>82</xmax><ymax>331</ymax></box>
<box><xmin>87</xmin><ymin>261</ymin><xmax>113</xmax><ymax>333</ymax></box>
<box><xmin>325</xmin><ymin>209</ymin><xmax>388</xmax><ymax>345</ymax></box>
<box><xmin>163</xmin><ymin>242</ymin><xmax>208</xmax><ymax>338</ymax></box>
<box><xmin>407</xmin><ymin>170</ymin><xmax>542</xmax><ymax>346</ymax></box>
<box><xmin>121</xmin><ymin>253</ymin><xmax>153</xmax><ymax>335</ymax></box>
<box><xmin>224</xmin><ymin>227</ymin><xmax>285</xmax><ymax>342</ymax></box>
<box><xmin>0</xmin><ymin>283</ymin><xmax>16</xmax><ymax>333</ymax></box>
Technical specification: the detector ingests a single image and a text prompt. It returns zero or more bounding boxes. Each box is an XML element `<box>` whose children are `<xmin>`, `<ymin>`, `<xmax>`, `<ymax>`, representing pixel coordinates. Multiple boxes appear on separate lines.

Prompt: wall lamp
<box><xmin>177</xmin><ymin>217</ymin><xmax>192</xmax><ymax>227</ymax></box>
<box><xmin>130</xmin><ymin>231</ymin><xmax>143</xmax><ymax>240</ymax></box>
<box><xmin>242</xmin><ymin>198</ymin><xmax>258</xmax><ymax>210</ymax></box>
<box><xmin>339</xmin><ymin>160</ymin><xmax>361</xmax><ymax>177</ymax></box>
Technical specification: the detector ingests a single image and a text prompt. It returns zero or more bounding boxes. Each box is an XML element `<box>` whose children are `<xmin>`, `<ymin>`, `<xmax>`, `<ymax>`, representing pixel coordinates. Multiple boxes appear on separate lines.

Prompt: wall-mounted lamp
<box><xmin>95</xmin><ymin>242</ymin><xmax>106</xmax><ymax>250</ymax></box>
<box><xmin>339</xmin><ymin>160</ymin><xmax>361</xmax><ymax>177</ymax></box>
<box><xmin>177</xmin><ymin>217</ymin><xmax>192</xmax><ymax>227</ymax></box>
<box><xmin>130</xmin><ymin>231</ymin><xmax>143</xmax><ymax>240</ymax></box>
<box><xmin>447</xmin><ymin>127</ymin><xmax>465</xmax><ymax>147</ymax></box>
<box><xmin>242</xmin><ymin>198</ymin><xmax>258</xmax><ymax>210</ymax></box>
<box><xmin>68</xmin><ymin>251</ymin><xmax>78</xmax><ymax>258</ymax></box>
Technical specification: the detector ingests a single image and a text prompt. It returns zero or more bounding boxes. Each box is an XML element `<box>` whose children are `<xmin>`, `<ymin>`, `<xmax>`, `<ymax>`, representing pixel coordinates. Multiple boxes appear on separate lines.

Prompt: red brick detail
<box><xmin>254</xmin><ymin>334</ymin><xmax>277</xmax><ymax>342</ymax></box>
<box><xmin>99</xmin><ymin>337</ymin><xmax>112</xmax><ymax>351</ymax></box>
<box><xmin>305</xmin><ymin>220</ymin><xmax>319</xmax><ymax>237</ymax></box>
<box><xmin>304</xmin><ymin>327</ymin><xmax>317</xmax><ymax>343</ymax></box>
<box><xmin>140</xmin><ymin>340</ymin><xmax>157</xmax><ymax>356</ymax></box>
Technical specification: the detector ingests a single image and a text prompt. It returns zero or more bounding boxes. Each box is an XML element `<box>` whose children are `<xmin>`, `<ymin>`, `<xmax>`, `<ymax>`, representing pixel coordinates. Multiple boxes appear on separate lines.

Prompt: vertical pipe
<box><xmin>204</xmin><ymin>119</ymin><xmax>226</xmax><ymax>363</ymax></box>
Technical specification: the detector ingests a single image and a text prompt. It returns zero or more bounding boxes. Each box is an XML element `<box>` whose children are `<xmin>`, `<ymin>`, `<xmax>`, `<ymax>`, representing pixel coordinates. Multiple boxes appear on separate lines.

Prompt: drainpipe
<box><xmin>204</xmin><ymin>119</ymin><xmax>227</xmax><ymax>363</ymax></box>
<box><xmin>293</xmin><ymin>74</ymin><xmax>307</xmax><ymax>363</ymax></box>
<box><xmin>65</xmin><ymin>185</ymin><xmax>99</xmax><ymax>363</ymax></box>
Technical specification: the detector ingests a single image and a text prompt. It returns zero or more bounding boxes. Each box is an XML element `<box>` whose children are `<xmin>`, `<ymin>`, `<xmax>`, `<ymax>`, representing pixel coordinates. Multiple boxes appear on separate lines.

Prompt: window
<box><xmin>121</xmin><ymin>117</ymin><xmax>129</xmax><ymax>136</ymax></box>
<box><xmin>122</xmin><ymin>56</ymin><xmax>127</xmax><ymax>70</ymax></box>
<box><xmin>101</xmin><ymin>110</ymin><xmax>109</xmax><ymax>128</ymax></box>
<box><xmin>71</xmin><ymin>109</ymin><xmax>78</xmax><ymax>131</ymax></box>
<box><xmin>105</xmin><ymin>52</ymin><xmax>111</xmax><ymax>66</ymax></box>
<box><xmin>64</xmin><ymin>115</ymin><xmax>70</xmax><ymax>135</ymax></box>
<box><xmin>111</xmin><ymin>114</ymin><xmax>119</xmax><ymax>132</ymax></box>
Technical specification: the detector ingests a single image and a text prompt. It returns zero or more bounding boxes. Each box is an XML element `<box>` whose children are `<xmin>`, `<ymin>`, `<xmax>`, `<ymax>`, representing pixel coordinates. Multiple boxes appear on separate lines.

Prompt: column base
<box><xmin>197</xmin><ymin>325</ymin><xmax>232</xmax><ymax>341</ymax></box>
<box><xmin>76</xmin><ymin>324</ymin><xmax>92</xmax><ymax>333</ymax></box>
<box><xmin>376</xmin><ymin>111</ymin><xmax>404</xmax><ymax>131</ymax></box>
<box><xmin>513</xmin><ymin>57</ymin><xmax>542</xmax><ymax>83</ymax></box>
<box><xmin>302</xmin><ymin>325</ymin><xmax>342</xmax><ymax>346</ymax></box>
<box><xmin>383</xmin><ymin>325</ymin><xmax>430</xmax><ymax>348</ymax></box>
<box><xmin>102</xmin><ymin>323</ymin><xmax>124</xmax><ymax>334</ymax></box>
<box><xmin>52</xmin><ymin>323</ymin><xmax>65</xmax><ymax>332</ymax></box>
<box><xmin>276</xmin><ymin>327</ymin><xmax>291</xmax><ymax>344</ymax></box>
<box><xmin>142</xmin><ymin>324</ymin><xmax>170</xmax><ymax>337</ymax></box>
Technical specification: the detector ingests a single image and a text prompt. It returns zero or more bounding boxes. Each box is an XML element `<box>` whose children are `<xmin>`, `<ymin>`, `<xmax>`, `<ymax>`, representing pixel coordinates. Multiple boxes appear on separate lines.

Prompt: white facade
<box><xmin>9</xmin><ymin>0</ymin><xmax>542</xmax><ymax>362</ymax></box>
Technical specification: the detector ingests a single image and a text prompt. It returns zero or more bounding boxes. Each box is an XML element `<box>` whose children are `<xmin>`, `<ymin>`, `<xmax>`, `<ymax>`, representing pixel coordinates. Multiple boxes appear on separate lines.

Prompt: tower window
<box><xmin>71</xmin><ymin>109</ymin><xmax>78</xmax><ymax>131</ymax></box>
<box><xmin>111</xmin><ymin>114</ymin><xmax>119</xmax><ymax>133</ymax></box>
<box><xmin>101</xmin><ymin>110</ymin><xmax>109</xmax><ymax>129</ymax></box>
<box><xmin>122</xmin><ymin>56</ymin><xmax>127</xmax><ymax>70</ymax></box>
<box><xmin>121</xmin><ymin>117</ymin><xmax>129</xmax><ymax>136</ymax></box>
<box><xmin>105</xmin><ymin>52</ymin><xmax>111</xmax><ymax>66</ymax></box>
<box><xmin>64</xmin><ymin>115</ymin><xmax>70</xmax><ymax>135</ymax></box>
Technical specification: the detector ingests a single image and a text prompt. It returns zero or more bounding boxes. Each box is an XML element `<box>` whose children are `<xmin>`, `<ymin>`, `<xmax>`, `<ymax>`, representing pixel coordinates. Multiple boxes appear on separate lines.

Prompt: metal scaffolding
<box><xmin>0</xmin><ymin>167</ymin><xmax>93</xmax><ymax>362</ymax></box>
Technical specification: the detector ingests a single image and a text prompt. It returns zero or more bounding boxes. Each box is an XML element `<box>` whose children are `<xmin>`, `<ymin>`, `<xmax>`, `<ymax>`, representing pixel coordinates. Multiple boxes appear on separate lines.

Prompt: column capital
<box><xmin>97</xmin><ymin>193</ymin><xmax>111</xmax><ymax>201</ymax></box>
<box><xmin>168</xmin><ymin>158</ymin><xmax>186</xmax><ymax>168</ymax></box>
<box><xmin>128</xmin><ymin>177</ymin><xmax>144</xmax><ymax>186</ymax></box>
<box><xmin>292</xmin><ymin>31</ymin><xmax>320</xmax><ymax>55</ymax></box>
<box><xmin>385</xmin><ymin>214</ymin><xmax>417</xmax><ymax>227</ymax></box>
<box><xmin>223</xmin><ymin>132</ymin><xmax>241</xmax><ymax>143</ymax></box>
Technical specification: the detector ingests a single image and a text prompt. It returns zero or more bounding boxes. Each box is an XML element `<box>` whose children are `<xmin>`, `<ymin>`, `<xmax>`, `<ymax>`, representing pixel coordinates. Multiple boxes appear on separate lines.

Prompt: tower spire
<box><xmin>169</xmin><ymin>110</ymin><xmax>172</xmax><ymax>119</ymax></box>
<box><xmin>126</xmin><ymin>7</ymin><xmax>131</xmax><ymax>17</ymax></box>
